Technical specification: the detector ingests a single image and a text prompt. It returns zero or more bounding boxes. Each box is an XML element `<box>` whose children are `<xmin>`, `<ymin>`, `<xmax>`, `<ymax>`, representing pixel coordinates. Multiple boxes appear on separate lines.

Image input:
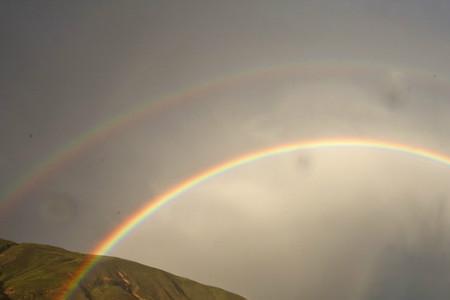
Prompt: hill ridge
<box><xmin>0</xmin><ymin>239</ymin><xmax>245</xmax><ymax>300</ymax></box>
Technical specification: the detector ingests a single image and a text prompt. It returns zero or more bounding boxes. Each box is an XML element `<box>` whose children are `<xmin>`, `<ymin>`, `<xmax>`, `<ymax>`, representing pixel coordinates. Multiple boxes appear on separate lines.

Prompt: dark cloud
<box><xmin>366</xmin><ymin>198</ymin><xmax>450</xmax><ymax>300</ymax></box>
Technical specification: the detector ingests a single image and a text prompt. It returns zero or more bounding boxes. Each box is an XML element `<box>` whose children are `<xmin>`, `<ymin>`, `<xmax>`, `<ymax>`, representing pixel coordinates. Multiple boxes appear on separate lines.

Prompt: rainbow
<box><xmin>59</xmin><ymin>137</ymin><xmax>450</xmax><ymax>299</ymax></box>
<box><xmin>2</xmin><ymin>62</ymin><xmax>444</xmax><ymax>214</ymax></box>
<box><xmin>0</xmin><ymin>63</ymin><xmax>310</xmax><ymax>212</ymax></box>
<box><xmin>0</xmin><ymin>76</ymin><xmax>220</xmax><ymax>213</ymax></box>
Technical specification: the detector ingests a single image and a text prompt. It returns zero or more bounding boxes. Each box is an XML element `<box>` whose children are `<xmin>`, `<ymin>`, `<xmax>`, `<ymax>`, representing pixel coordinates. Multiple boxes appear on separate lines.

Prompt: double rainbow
<box><xmin>1</xmin><ymin>62</ymin><xmax>448</xmax><ymax>298</ymax></box>
<box><xmin>59</xmin><ymin>137</ymin><xmax>450</xmax><ymax>299</ymax></box>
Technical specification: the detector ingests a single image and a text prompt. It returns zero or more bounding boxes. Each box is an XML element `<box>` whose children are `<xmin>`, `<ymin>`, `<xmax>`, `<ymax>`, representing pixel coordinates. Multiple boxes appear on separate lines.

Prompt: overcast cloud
<box><xmin>2</xmin><ymin>1</ymin><xmax>450</xmax><ymax>299</ymax></box>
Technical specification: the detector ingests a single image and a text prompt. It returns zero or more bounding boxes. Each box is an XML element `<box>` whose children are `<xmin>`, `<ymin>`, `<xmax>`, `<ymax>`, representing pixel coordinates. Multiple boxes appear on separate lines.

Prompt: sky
<box><xmin>2</xmin><ymin>1</ymin><xmax>450</xmax><ymax>299</ymax></box>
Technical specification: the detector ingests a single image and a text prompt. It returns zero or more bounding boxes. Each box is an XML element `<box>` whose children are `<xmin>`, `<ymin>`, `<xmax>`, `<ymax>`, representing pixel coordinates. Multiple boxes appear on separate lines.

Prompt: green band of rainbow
<box><xmin>58</xmin><ymin>137</ymin><xmax>450</xmax><ymax>299</ymax></box>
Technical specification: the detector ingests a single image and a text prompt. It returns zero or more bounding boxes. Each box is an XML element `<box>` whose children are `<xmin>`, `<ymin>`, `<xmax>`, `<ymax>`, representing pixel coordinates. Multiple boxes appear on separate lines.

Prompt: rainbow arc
<box><xmin>58</xmin><ymin>138</ymin><xmax>450</xmax><ymax>300</ymax></box>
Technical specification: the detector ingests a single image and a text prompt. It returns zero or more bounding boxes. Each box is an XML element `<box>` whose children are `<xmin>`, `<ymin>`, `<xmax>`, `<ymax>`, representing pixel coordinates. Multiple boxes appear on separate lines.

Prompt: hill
<box><xmin>0</xmin><ymin>239</ymin><xmax>245</xmax><ymax>300</ymax></box>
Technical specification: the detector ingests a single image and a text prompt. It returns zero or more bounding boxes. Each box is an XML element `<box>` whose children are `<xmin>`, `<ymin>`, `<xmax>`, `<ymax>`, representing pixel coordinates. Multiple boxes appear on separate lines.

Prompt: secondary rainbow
<box><xmin>58</xmin><ymin>137</ymin><xmax>450</xmax><ymax>299</ymax></box>
<box><xmin>0</xmin><ymin>63</ymin><xmax>305</xmax><ymax>212</ymax></box>
<box><xmin>3</xmin><ymin>62</ymin><xmax>443</xmax><ymax>214</ymax></box>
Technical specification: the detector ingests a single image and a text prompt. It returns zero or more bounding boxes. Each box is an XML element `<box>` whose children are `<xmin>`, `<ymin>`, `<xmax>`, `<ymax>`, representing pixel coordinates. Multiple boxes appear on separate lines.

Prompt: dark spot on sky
<box><xmin>38</xmin><ymin>191</ymin><xmax>78</xmax><ymax>225</ymax></box>
<box><xmin>384</xmin><ymin>86</ymin><xmax>405</xmax><ymax>111</ymax></box>
<box><xmin>297</xmin><ymin>155</ymin><xmax>312</xmax><ymax>172</ymax></box>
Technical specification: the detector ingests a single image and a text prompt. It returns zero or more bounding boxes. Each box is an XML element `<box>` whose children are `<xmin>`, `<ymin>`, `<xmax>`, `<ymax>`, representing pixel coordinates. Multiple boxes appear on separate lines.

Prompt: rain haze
<box><xmin>2</xmin><ymin>1</ymin><xmax>450</xmax><ymax>299</ymax></box>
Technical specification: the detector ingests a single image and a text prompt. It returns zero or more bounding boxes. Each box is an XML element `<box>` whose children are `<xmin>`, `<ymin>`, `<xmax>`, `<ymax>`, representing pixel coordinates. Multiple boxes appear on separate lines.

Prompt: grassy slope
<box><xmin>0</xmin><ymin>239</ymin><xmax>245</xmax><ymax>300</ymax></box>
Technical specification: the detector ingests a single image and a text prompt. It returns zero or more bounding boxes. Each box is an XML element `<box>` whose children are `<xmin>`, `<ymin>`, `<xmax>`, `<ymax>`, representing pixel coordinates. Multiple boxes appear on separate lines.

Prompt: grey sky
<box><xmin>2</xmin><ymin>1</ymin><xmax>450</xmax><ymax>299</ymax></box>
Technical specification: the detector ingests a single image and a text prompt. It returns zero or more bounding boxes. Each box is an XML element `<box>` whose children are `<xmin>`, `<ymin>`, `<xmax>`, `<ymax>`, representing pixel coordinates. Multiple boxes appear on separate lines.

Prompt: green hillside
<box><xmin>0</xmin><ymin>239</ymin><xmax>245</xmax><ymax>300</ymax></box>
